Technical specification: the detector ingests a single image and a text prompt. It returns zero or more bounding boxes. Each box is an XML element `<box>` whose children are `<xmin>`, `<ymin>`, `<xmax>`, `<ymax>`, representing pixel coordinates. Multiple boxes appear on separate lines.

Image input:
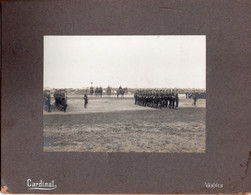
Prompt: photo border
<box><xmin>1</xmin><ymin>0</ymin><xmax>251</xmax><ymax>193</ymax></box>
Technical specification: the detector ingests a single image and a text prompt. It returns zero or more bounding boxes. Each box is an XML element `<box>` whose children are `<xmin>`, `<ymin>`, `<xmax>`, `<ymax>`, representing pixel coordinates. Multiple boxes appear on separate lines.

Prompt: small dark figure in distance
<box><xmin>47</xmin><ymin>95</ymin><xmax>51</xmax><ymax>112</ymax></box>
<box><xmin>192</xmin><ymin>92</ymin><xmax>197</xmax><ymax>106</ymax></box>
<box><xmin>175</xmin><ymin>91</ymin><xmax>179</xmax><ymax>109</ymax></box>
<box><xmin>84</xmin><ymin>93</ymin><xmax>88</xmax><ymax>108</ymax></box>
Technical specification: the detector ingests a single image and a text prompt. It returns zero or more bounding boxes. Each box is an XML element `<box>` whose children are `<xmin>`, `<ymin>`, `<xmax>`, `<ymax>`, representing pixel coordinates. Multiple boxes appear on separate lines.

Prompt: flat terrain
<box><xmin>44</xmin><ymin>95</ymin><xmax>206</xmax><ymax>153</ymax></box>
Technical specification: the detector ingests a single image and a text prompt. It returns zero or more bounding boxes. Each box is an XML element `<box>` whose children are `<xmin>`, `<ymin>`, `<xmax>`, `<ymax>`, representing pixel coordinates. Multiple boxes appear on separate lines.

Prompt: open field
<box><xmin>43</xmin><ymin>95</ymin><xmax>206</xmax><ymax>153</ymax></box>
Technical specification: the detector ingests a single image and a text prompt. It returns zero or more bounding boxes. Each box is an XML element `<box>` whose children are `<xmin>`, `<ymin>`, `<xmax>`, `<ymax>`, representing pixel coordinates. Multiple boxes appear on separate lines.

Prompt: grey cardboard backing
<box><xmin>1</xmin><ymin>0</ymin><xmax>251</xmax><ymax>193</ymax></box>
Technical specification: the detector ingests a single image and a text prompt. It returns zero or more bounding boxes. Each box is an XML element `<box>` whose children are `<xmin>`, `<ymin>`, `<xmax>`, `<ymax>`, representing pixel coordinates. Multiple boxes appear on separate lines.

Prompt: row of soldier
<box><xmin>89</xmin><ymin>86</ymin><xmax>112</xmax><ymax>96</ymax></box>
<box><xmin>186</xmin><ymin>91</ymin><xmax>206</xmax><ymax>99</ymax></box>
<box><xmin>134</xmin><ymin>89</ymin><xmax>179</xmax><ymax>109</ymax></box>
<box><xmin>89</xmin><ymin>86</ymin><xmax>121</xmax><ymax>96</ymax></box>
<box><xmin>90</xmin><ymin>86</ymin><xmax>103</xmax><ymax>96</ymax></box>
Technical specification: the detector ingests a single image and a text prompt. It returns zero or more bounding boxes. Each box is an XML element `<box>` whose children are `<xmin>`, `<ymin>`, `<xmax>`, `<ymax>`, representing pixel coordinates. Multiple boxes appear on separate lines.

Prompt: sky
<box><xmin>44</xmin><ymin>35</ymin><xmax>206</xmax><ymax>89</ymax></box>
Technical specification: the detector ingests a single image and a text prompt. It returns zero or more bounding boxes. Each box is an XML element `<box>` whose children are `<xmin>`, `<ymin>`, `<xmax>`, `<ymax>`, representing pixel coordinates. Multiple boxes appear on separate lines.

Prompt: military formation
<box><xmin>90</xmin><ymin>86</ymin><xmax>121</xmax><ymax>96</ymax></box>
<box><xmin>43</xmin><ymin>90</ymin><xmax>68</xmax><ymax>112</ymax></box>
<box><xmin>94</xmin><ymin>86</ymin><xmax>103</xmax><ymax>96</ymax></box>
<box><xmin>186</xmin><ymin>91</ymin><xmax>206</xmax><ymax>106</ymax></box>
<box><xmin>54</xmin><ymin>90</ymin><xmax>68</xmax><ymax>112</ymax></box>
<box><xmin>44</xmin><ymin>88</ymin><xmax>206</xmax><ymax>112</ymax></box>
<box><xmin>134</xmin><ymin>89</ymin><xmax>179</xmax><ymax>109</ymax></box>
<box><xmin>90</xmin><ymin>86</ymin><xmax>103</xmax><ymax>96</ymax></box>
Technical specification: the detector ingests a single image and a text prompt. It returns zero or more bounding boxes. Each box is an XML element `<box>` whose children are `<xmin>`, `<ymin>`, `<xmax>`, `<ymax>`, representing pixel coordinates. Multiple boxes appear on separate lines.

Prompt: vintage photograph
<box><xmin>43</xmin><ymin>35</ymin><xmax>206</xmax><ymax>153</ymax></box>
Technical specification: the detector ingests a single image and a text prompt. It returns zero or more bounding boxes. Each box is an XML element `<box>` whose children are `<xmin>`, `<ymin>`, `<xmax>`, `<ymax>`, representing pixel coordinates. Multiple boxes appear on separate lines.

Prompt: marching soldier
<box><xmin>169</xmin><ymin>90</ymin><xmax>174</xmax><ymax>109</ymax></box>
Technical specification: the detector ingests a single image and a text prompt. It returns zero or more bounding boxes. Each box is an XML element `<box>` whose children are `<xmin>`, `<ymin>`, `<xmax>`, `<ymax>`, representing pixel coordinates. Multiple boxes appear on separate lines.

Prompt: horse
<box><xmin>90</xmin><ymin>87</ymin><xmax>94</xmax><ymax>95</ymax></box>
<box><xmin>107</xmin><ymin>86</ymin><xmax>112</xmax><ymax>96</ymax></box>
<box><xmin>95</xmin><ymin>87</ymin><xmax>103</xmax><ymax>97</ymax></box>
<box><xmin>117</xmin><ymin>87</ymin><xmax>125</xmax><ymax>98</ymax></box>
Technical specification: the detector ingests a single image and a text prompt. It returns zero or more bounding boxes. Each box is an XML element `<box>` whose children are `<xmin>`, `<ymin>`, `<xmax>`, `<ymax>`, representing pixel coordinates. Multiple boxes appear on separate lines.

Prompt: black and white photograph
<box><xmin>43</xmin><ymin>35</ymin><xmax>206</xmax><ymax>153</ymax></box>
<box><xmin>2</xmin><ymin>0</ymin><xmax>251</xmax><ymax>193</ymax></box>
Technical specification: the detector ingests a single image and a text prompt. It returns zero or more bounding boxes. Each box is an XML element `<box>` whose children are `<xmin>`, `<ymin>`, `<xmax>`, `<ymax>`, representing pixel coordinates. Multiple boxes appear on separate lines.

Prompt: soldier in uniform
<box><xmin>175</xmin><ymin>90</ymin><xmax>179</xmax><ymax>109</ymax></box>
<box><xmin>134</xmin><ymin>90</ymin><xmax>138</xmax><ymax>104</ymax></box>
<box><xmin>164</xmin><ymin>90</ymin><xmax>169</xmax><ymax>108</ymax></box>
<box><xmin>43</xmin><ymin>90</ymin><xmax>51</xmax><ymax>112</ymax></box>
<box><xmin>47</xmin><ymin>94</ymin><xmax>51</xmax><ymax>112</ymax></box>
<box><xmin>192</xmin><ymin>91</ymin><xmax>197</xmax><ymax>106</ymax></box>
<box><xmin>84</xmin><ymin>93</ymin><xmax>88</xmax><ymax>108</ymax></box>
<box><xmin>170</xmin><ymin>90</ymin><xmax>176</xmax><ymax>109</ymax></box>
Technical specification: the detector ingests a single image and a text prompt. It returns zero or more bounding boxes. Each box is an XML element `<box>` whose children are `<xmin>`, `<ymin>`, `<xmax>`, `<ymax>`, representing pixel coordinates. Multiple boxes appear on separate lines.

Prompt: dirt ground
<box><xmin>43</xmin><ymin>95</ymin><xmax>206</xmax><ymax>153</ymax></box>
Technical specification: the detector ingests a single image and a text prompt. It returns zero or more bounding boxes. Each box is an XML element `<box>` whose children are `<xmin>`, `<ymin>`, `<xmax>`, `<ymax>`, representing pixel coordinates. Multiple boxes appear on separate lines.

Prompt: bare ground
<box><xmin>43</xmin><ymin>96</ymin><xmax>205</xmax><ymax>153</ymax></box>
